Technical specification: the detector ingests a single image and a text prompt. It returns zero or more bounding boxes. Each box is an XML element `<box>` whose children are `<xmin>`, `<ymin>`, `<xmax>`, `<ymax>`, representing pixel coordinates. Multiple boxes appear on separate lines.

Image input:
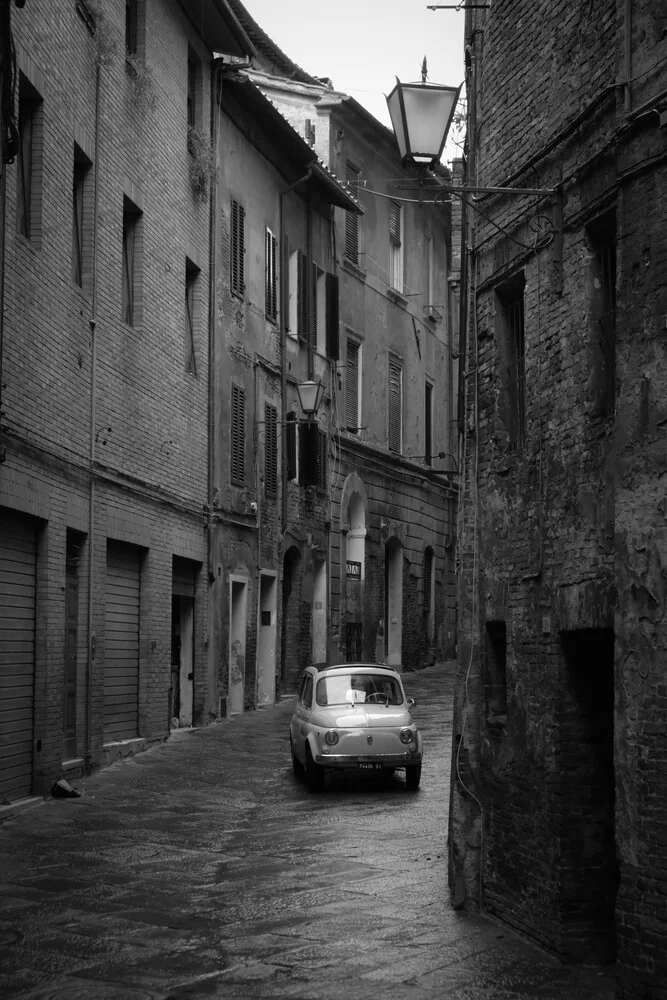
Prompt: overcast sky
<box><xmin>240</xmin><ymin>0</ymin><xmax>466</xmax><ymax>162</ymax></box>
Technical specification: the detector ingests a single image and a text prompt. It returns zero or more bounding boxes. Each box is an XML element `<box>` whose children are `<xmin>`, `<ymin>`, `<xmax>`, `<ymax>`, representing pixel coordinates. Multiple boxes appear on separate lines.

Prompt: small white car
<box><xmin>289</xmin><ymin>662</ymin><xmax>423</xmax><ymax>791</ymax></box>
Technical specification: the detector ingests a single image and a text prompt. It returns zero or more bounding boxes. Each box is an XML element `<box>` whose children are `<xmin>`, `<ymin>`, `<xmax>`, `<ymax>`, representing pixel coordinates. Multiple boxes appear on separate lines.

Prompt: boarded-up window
<box><xmin>231</xmin><ymin>384</ymin><xmax>245</xmax><ymax>486</ymax></box>
<box><xmin>388</xmin><ymin>357</ymin><xmax>402</xmax><ymax>453</ymax></box>
<box><xmin>265</xmin><ymin>402</ymin><xmax>278</xmax><ymax>497</ymax></box>
<box><xmin>345</xmin><ymin>163</ymin><xmax>360</xmax><ymax>264</ymax></box>
<box><xmin>265</xmin><ymin>228</ymin><xmax>278</xmax><ymax>322</ymax></box>
<box><xmin>346</xmin><ymin>339</ymin><xmax>360</xmax><ymax>431</ymax></box>
<box><xmin>230</xmin><ymin>199</ymin><xmax>245</xmax><ymax>296</ymax></box>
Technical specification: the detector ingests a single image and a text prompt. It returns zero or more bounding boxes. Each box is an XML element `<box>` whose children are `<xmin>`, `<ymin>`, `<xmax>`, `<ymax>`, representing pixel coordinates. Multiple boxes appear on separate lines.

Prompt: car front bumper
<box><xmin>315</xmin><ymin>751</ymin><xmax>422</xmax><ymax>769</ymax></box>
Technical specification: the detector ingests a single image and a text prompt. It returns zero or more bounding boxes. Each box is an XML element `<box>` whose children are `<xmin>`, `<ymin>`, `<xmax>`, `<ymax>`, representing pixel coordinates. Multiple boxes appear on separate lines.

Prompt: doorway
<box><xmin>229</xmin><ymin>577</ymin><xmax>248</xmax><ymax>715</ymax></box>
<box><xmin>384</xmin><ymin>538</ymin><xmax>403</xmax><ymax>667</ymax></box>
<box><xmin>256</xmin><ymin>572</ymin><xmax>277</xmax><ymax>707</ymax></box>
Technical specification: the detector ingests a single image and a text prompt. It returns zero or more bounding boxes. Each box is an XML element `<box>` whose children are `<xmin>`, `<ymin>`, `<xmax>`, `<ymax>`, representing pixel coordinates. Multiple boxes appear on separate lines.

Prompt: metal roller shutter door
<box><xmin>104</xmin><ymin>543</ymin><xmax>140</xmax><ymax>741</ymax></box>
<box><xmin>0</xmin><ymin>511</ymin><xmax>37</xmax><ymax>802</ymax></box>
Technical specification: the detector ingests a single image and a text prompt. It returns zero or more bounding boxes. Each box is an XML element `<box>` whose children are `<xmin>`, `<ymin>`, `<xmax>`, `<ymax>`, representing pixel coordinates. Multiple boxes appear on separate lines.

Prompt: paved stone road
<box><xmin>0</xmin><ymin>663</ymin><xmax>615</xmax><ymax>999</ymax></box>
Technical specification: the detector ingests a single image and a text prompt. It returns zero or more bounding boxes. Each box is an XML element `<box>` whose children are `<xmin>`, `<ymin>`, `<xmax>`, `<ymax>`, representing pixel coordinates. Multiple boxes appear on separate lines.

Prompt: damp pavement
<box><xmin>0</xmin><ymin>662</ymin><xmax>616</xmax><ymax>1000</ymax></box>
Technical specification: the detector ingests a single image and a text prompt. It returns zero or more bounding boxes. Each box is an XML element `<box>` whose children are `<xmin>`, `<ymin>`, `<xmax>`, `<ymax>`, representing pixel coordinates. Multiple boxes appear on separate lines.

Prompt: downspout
<box><xmin>85</xmin><ymin>59</ymin><xmax>102</xmax><ymax>770</ymax></box>
<box><xmin>279</xmin><ymin>167</ymin><xmax>312</xmax><ymax>535</ymax></box>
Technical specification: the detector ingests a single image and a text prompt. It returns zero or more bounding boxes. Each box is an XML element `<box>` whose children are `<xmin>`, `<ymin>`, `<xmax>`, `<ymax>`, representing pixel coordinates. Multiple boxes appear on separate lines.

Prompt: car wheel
<box><xmin>405</xmin><ymin>763</ymin><xmax>421</xmax><ymax>791</ymax></box>
<box><xmin>290</xmin><ymin>733</ymin><xmax>304</xmax><ymax>778</ymax></box>
<box><xmin>305</xmin><ymin>744</ymin><xmax>325</xmax><ymax>792</ymax></box>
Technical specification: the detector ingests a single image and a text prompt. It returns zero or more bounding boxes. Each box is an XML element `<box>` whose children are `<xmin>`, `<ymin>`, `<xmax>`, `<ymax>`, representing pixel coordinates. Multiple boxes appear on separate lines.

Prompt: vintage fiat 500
<box><xmin>289</xmin><ymin>662</ymin><xmax>423</xmax><ymax>791</ymax></box>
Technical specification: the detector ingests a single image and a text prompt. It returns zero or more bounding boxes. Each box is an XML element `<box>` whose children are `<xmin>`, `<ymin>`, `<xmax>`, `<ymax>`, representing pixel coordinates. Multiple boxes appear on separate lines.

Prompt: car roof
<box><xmin>309</xmin><ymin>662</ymin><xmax>401</xmax><ymax>676</ymax></box>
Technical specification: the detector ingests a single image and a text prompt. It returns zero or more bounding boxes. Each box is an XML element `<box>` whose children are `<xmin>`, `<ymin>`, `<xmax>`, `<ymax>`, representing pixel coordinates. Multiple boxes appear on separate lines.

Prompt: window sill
<box><xmin>387</xmin><ymin>287</ymin><xmax>408</xmax><ymax>307</ymax></box>
<box><xmin>424</xmin><ymin>305</ymin><xmax>442</xmax><ymax>323</ymax></box>
<box><xmin>342</xmin><ymin>257</ymin><xmax>367</xmax><ymax>281</ymax></box>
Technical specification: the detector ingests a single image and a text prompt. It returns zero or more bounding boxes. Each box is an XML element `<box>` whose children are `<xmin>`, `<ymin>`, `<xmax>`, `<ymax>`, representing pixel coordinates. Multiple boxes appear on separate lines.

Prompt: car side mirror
<box><xmin>408</xmin><ymin>697</ymin><xmax>416</xmax><ymax>708</ymax></box>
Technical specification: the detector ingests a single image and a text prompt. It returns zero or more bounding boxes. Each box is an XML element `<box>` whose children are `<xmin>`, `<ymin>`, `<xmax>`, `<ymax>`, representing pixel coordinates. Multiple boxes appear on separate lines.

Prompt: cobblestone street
<box><xmin>0</xmin><ymin>663</ymin><xmax>615</xmax><ymax>999</ymax></box>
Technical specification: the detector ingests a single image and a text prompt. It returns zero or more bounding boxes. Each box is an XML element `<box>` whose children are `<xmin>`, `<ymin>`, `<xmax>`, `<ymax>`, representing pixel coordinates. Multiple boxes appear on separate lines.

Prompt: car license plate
<box><xmin>359</xmin><ymin>763</ymin><xmax>384</xmax><ymax>770</ymax></box>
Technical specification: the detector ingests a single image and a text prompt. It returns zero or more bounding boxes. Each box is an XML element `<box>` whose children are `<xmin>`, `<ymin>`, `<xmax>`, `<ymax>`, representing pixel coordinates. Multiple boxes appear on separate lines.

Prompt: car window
<box><xmin>315</xmin><ymin>672</ymin><xmax>403</xmax><ymax>706</ymax></box>
<box><xmin>301</xmin><ymin>674</ymin><xmax>313</xmax><ymax>709</ymax></box>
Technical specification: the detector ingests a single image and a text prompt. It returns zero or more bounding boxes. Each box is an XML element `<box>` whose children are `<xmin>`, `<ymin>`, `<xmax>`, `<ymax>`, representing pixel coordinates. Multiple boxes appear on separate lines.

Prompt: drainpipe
<box><xmin>85</xmin><ymin>59</ymin><xmax>102</xmax><ymax>770</ymax></box>
<box><xmin>279</xmin><ymin>167</ymin><xmax>312</xmax><ymax>535</ymax></box>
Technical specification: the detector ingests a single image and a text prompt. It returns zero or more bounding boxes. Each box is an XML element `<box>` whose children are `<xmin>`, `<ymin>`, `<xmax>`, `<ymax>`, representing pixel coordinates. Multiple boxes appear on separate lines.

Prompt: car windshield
<box><xmin>315</xmin><ymin>672</ymin><xmax>404</xmax><ymax>707</ymax></box>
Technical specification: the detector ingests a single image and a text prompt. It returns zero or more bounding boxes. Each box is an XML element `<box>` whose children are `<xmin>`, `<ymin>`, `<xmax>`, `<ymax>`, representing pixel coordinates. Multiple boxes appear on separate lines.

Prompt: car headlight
<box><xmin>324</xmin><ymin>730</ymin><xmax>339</xmax><ymax>746</ymax></box>
<box><xmin>400</xmin><ymin>728</ymin><xmax>414</xmax><ymax>744</ymax></box>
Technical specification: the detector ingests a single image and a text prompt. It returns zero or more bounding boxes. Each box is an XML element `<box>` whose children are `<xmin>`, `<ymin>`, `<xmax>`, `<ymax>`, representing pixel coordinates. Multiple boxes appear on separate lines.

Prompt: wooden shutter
<box><xmin>104</xmin><ymin>542</ymin><xmax>140</xmax><ymax>742</ymax></box>
<box><xmin>311</xmin><ymin>262</ymin><xmax>318</xmax><ymax>348</ymax></box>
<box><xmin>388</xmin><ymin>358</ymin><xmax>402</xmax><ymax>453</ymax></box>
<box><xmin>299</xmin><ymin>420</ymin><xmax>319</xmax><ymax>486</ymax></box>
<box><xmin>389</xmin><ymin>201</ymin><xmax>401</xmax><ymax>243</ymax></box>
<box><xmin>325</xmin><ymin>272</ymin><xmax>339</xmax><ymax>360</ymax></box>
<box><xmin>297</xmin><ymin>249</ymin><xmax>309</xmax><ymax>339</ymax></box>
<box><xmin>231</xmin><ymin>384</ymin><xmax>245</xmax><ymax>485</ymax></box>
<box><xmin>286</xmin><ymin>411</ymin><xmax>297</xmax><ymax>481</ymax></box>
<box><xmin>265</xmin><ymin>403</ymin><xmax>278</xmax><ymax>497</ymax></box>
<box><xmin>346</xmin><ymin>340</ymin><xmax>359</xmax><ymax>430</ymax></box>
<box><xmin>345</xmin><ymin>163</ymin><xmax>359</xmax><ymax>264</ymax></box>
<box><xmin>317</xmin><ymin>429</ymin><xmax>327</xmax><ymax>490</ymax></box>
<box><xmin>0</xmin><ymin>511</ymin><xmax>37</xmax><ymax>801</ymax></box>
<box><xmin>265</xmin><ymin>228</ymin><xmax>277</xmax><ymax>322</ymax></box>
<box><xmin>230</xmin><ymin>199</ymin><xmax>245</xmax><ymax>295</ymax></box>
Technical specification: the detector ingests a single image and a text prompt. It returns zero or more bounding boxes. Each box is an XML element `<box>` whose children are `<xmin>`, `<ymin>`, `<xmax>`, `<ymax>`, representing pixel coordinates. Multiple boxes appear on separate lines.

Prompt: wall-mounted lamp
<box><xmin>386</xmin><ymin>58</ymin><xmax>461</xmax><ymax>171</ymax></box>
<box><xmin>296</xmin><ymin>379</ymin><xmax>325</xmax><ymax>420</ymax></box>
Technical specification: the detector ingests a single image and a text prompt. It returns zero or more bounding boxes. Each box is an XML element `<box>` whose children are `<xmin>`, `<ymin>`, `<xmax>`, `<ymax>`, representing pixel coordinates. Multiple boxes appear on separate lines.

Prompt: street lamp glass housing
<box><xmin>386</xmin><ymin>78</ymin><xmax>461</xmax><ymax>168</ymax></box>
<box><xmin>296</xmin><ymin>379</ymin><xmax>325</xmax><ymax>418</ymax></box>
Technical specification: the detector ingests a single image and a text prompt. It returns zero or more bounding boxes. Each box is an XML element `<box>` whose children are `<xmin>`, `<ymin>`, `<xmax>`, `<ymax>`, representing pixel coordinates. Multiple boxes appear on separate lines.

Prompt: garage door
<box><xmin>0</xmin><ymin>510</ymin><xmax>37</xmax><ymax>802</ymax></box>
<box><xmin>104</xmin><ymin>542</ymin><xmax>140</xmax><ymax>741</ymax></box>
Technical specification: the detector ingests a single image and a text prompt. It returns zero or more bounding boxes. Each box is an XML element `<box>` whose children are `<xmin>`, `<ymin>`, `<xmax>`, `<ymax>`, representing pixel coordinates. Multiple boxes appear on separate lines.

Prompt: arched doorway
<box><xmin>345</xmin><ymin>491</ymin><xmax>366</xmax><ymax>661</ymax></box>
<box><xmin>384</xmin><ymin>537</ymin><xmax>403</xmax><ymax>667</ymax></box>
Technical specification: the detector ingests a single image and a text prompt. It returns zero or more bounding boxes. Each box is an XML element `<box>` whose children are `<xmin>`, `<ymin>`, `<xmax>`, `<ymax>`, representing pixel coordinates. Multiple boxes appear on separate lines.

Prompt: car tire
<box><xmin>290</xmin><ymin>734</ymin><xmax>304</xmax><ymax>778</ymax></box>
<box><xmin>305</xmin><ymin>745</ymin><xmax>325</xmax><ymax>792</ymax></box>
<box><xmin>405</xmin><ymin>763</ymin><xmax>422</xmax><ymax>791</ymax></box>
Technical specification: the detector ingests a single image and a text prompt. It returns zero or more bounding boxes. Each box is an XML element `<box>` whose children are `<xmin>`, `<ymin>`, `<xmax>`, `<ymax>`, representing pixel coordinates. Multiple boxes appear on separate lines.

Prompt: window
<box><xmin>122</xmin><ymin>196</ymin><xmax>142</xmax><ymax>326</ymax></box>
<box><xmin>231</xmin><ymin>384</ymin><xmax>245</xmax><ymax>486</ymax></box>
<box><xmin>424</xmin><ymin>380</ymin><xmax>433</xmax><ymax>466</ymax></box>
<box><xmin>346</xmin><ymin>338</ymin><xmax>360</xmax><ymax>431</ymax></box>
<box><xmin>185</xmin><ymin>258</ymin><xmax>199</xmax><ymax>376</ymax></box>
<box><xmin>312</xmin><ymin>262</ymin><xmax>324</xmax><ymax>350</ymax></box>
<box><xmin>17</xmin><ymin>74</ymin><xmax>43</xmax><ymax>243</ymax></box>
<box><xmin>485</xmin><ymin>621</ymin><xmax>507</xmax><ymax>726</ymax></box>
<box><xmin>265</xmin><ymin>403</ymin><xmax>278</xmax><ymax>497</ymax></box>
<box><xmin>325</xmin><ymin>272</ymin><xmax>340</xmax><ymax>360</ymax></box>
<box><xmin>265</xmin><ymin>228</ymin><xmax>278</xmax><ymax>323</ymax></box>
<box><xmin>586</xmin><ymin>211</ymin><xmax>616</xmax><ymax>419</ymax></box>
<box><xmin>345</xmin><ymin>162</ymin><xmax>360</xmax><ymax>265</ymax></box>
<box><xmin>423</xmin><ymin>547</ymin><xmax>434</xmax><ymax>636</ymax></box>
<box><xmin>388</xmin><ymin>356</ymin><xmax>403</xmax><ymax>453</ymax></box>
<box><xmin>304</xmin><ymin>118</ymin><xmax>316</xmax><ymax>147</ymax></box>
<box><xmin>230</xmin><ymin>199</ymin><xmax>245</xmax><ymax>296</ymax></box>
<box><xmin>496</xmin><ymin>274</ymin><xmax>525</xmax><ymax>448</ymax></box>
<box><xmin>389</xmin><ymin>201</ymin><xmax>403</xmax><ymax>292</ymax></box>
<box><xmin>125</xmin><ymin>0</ymin><xmax>138</xmax><ymax>54</ymax></box>
<box><xmin>288</xmin><ymin>249</ymin><xmax>309</xmax><ymax>339</ymax></box>
<box><xmin>286</xmin><ymin>411</ymin><xmax>298</xmax><ymax>481</ymax></box>
<box><xmin>72</xmin><ymin>145</ymin><xmax>91</xmax><ymax>286</ymax></box>
<box><xmin>187</xmin><ymin>55</ymin><xmax>197</xmax><ymax>130</ymax></box>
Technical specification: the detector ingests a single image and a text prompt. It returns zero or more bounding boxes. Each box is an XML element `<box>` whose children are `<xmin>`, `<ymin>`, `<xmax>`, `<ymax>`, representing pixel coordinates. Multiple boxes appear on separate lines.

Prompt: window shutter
<box><xmin>297</xmin><ymin>249</ymin><xmax>309</xmax><ymax>339</ymax></box>
<box><xmin>317</xmin><ymin>429</ymin><xmax>327</xmax><ymax>490</ymax></box>
<box><xmin>346</xmin><ymin>340</ymin><xmax>359</xmax><ymax>431</ymax></box>
<box><xmin>389</xmin><ymin>202</ymin><xmax>401</xmax><ymax>243</ymax></box>
<box><xmin>230</xmin><ymin>199</ymin><xmax>245</xmax><ymax>295</ymax></box>
<box><xmin>265</xmin><ymin>228</ymin><xmax>277</xmax><ymax>322</ymax></box>
<box><xmin>299</xmin><ymin>421</ymin><xmax>319</xmax><ymax>486</ymax></box>
<box><xmin>311</xmin><ymin>262</ymin><xmax>318</xmax><ymax>348</ymax></box>
<box><xmin>345</xmin><ymin>163</ymin><xmax>359</xmax><ymax>265</ymax></box>
<box><xmin>325</xmin><ymin>272</ymin><xmax>339</xmax><ymax>360</ymax></box>
<box><xmin>286</xmin><ymin>411</ymin><xmax>297</xmax><ymax>481</ymax></box>
<box><xmin>230</xmin><ymin>384</ymin><xmax>245</xmax><ymax>485</ymax></box>
<box><xmin>265</xmin><ymin>403</ymin><xmax>278</xmax><ymax>497</ymax></box>
<box><xmin>388</xmin><ymin>359</ymin><xmax>402</xmax><ymax>453</ymax></box>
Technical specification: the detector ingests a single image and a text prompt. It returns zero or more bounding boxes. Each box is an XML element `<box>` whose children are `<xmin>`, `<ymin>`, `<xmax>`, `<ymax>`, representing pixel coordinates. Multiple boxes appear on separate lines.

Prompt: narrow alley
<box><xmin>0</xmin><ymin>664</ymin><xmax>615</xmax><ymax>1000</ymax></box>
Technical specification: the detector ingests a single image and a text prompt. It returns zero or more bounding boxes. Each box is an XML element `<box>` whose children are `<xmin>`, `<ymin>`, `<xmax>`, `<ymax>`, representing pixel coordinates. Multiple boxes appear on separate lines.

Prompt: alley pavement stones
<box><xmin>0</xmin><ymin>663</ymin><xmax>616</xmax><ymax>999</ymax></box>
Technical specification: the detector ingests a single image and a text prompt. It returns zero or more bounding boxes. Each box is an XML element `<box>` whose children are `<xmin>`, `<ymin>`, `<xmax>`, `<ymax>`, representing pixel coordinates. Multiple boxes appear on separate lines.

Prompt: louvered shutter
<box><xmin>231</xmin><ymin>384</ymin><xmax>245</xmax><ymax>485</ymax></box>
<box><xmin>346</xmin><ymin>340</ymin><xmax>359</xmax><ymax>430</ymax></box>
<box><xmin>299</xmin><ymin>420</ymin><xmax>319</xmax><ymax>486</ymax></box>
<box><xmin>311</xmin><ymin>262</ymin><xmax>318</xmax><ymax>348</ymax></box>
<box><xmin>325</xmin><ymin>272</ymin><xmax>339</xmax><ymax>360</ymax></box>
<box><xmin>317</xmin><ymin>429</ymin><xmax>327</xmax><ymax>490</ymax></box>
<box><xmin>265</xmin><ymin>403</ymin><xmax>278</xmax><ymax>497</ymax></box>
<box><xmin>265</xmin><ymin>229</ymin><xmax>277</xmax><ymax>322</ymax></box>
<box><xmin>388</xmin><ymin>359</ymin><xmax>402</xmax><ymax>453</ymax></box>
<box><xmin>345</xmin><ymin>163</ymin><xmax>359</xmax><ymax>264</ymax></box>
<box><xmin>297</xmin><ymin>249</ymin><xmax>309</xmax><ymax>339</ymax></box>
<box><xmin>389</xmin><ymin>202</ymin><xmax>401</xmax><ymax>243</ymax></box>
<box><xmin>231</xmin><ymin>200</ymin><xmax>245</xmax><ymax>295</ymax></box>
